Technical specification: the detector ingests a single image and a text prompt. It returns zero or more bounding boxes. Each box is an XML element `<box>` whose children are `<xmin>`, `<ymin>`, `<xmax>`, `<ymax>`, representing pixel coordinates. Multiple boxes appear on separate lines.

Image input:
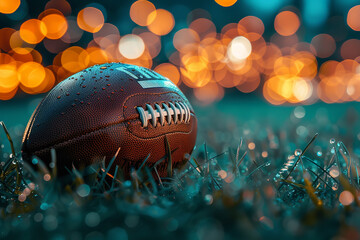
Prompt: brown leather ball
<box><xmin>22</xmin><ymin>63</ymin><xmax>197</xmax><ymax>177</ymax></box>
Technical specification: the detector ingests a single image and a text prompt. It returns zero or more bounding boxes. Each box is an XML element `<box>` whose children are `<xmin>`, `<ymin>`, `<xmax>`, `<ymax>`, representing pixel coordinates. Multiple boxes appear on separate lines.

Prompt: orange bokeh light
<box><xmin>337</xmin><ymin>59</ymin><xmax>358</xmax><ymax>74</ymax></box>
<box><xmin>0</xmin><ymin>64</ymin><xmax>18</xmax><ymax>93</ymax></box>
<box><xmin>189</xmin><ymin>18</ymin><xmax>216</xmax><ymax>39</ymax></box>
<box><xmin>61</xmin><ymin>18</ymin><xmax>83</xmax><ymax>44</ymax></box>
<box><xmin>238</xmin><ymin>16</ymin><xmax>265</xmax><ymax>41</ymax></box>
<box><xmin>139</xmin><ymin>31</ymin><xmax>161</xmax><ymax>58</ymax></box>
<box><xmin>45</xmin><ymin>0</ymin><xmax>72</xmax><ymax>16</ymax></box>
<box><xmin>29</xmin><ymin>49</ymin><xmax>43</xmax><ymax>63</ymax></box>
<box><xmin>10</xmin><ymin>31</ymin><xmax>35</xmax><ymax>55</ymax></box>
<box><xmin>255</xmin><ymin>43</ymin><xmax>282</xmax><ymax>74</ymax></box>
<box><xmin>318</xmin><ymin>59</ymin><xmax>360</xmax><ymax>102</ymax></box>
<box><xmin>214</xmin><ymin>0</ymin><xmax>237</xmax><ymax>7</ymax></box>
<box><xmin>263</xmin><ymin>75</ymin><xmax>313</xmax><ymax>104</ymax></box>
<box><xmin>319</xmin><ymin>60</ymin><xmax>339</xmax><ymax>79</ymax></box>
<box><xmin>199</xmin><ymin>38</ymin><xmax>226</xmax><ymax>64</ymax></box>
<box><xmin>173</xmin><ymin>28</ymin><xmax>200</xmax><ymax>53</ymax></box>
<box><xmin>0</xmin><ymin>0</ymin><xmax>20</xmax><ymax>14</ymax></box>
<box><xmin>339</xmin><ymin>191</ymin><xmax>354</xmax><ymax>206</ymax></box>
<box><xmin>215</xmin><ymin>67</ymin><xmax>243</xmax><ymax>88</ymax></box>
<box><xmin>20</xmin><ymin>19</ymin><xmax>47</xmax><ymax>44</ymax></box>
<box><xmin>193</xmin><ymin>82</ymin><xmax>224</xmax><ymax>105</ymax></box>
<box><xmin>61</xmin><ymin>46</ymin><xmax>90</xmax><ymax>72</ymax></box>
<box><xmin>318</xmin><ymin>77</ymin><xmax>346</xmax><ymax>103</ymax></box>
<box><xmin>130</xmin><ymin>0</ymin><xmax>156</xmax><ymax>26</ymax></box>
<box><xmin>77</xmin><ymin>7</ymin><xmax>104</xmax><ymax>33</ymax></box>
<box><xmin>93</xmin><ymin>23</ymin><xmax>120</xmax><ymax>49</ymax></box>
<box><xmin>181</xmin><ymin>67</ymin><xmax>212</xmax><ymax>88</ymax></box>
<box><xmin>236</xmin><ymin>68</ymin><xmax>260</xmax><ymax>93</ymax></box>
<box><xmin>53</xmin><ymin>65</ymin><xmax>72</xmax><ymax>83</ymax></box>
<box><xmin>18</xmin><ymin>62</ymin><xmax>46</xmax><ymax>90</ymax></box>
<box><xmin>341</xmin><ymin>39</ymin><xmax>360</xmax><ymax>59</ymax></box>
<box><xmin>42</xmin><ymin>68</ymin><xmax>56</xmax><ymax>93</ymax></box>
<box><xmin>347</xmin><ymin>74</ymin><xmax>360</xmax><ymax>101</ymax></box>
<box><xmin>182</xmin><ymin>55</ymin><xmax>207</xmax><ymax>72</ymax></box>
<box><xmin>249</xmin><ymin>35</ymin><xmax>266</xmax><ymax>60</ymax></box>
<box><xmin>221</xmin><ymin>23</ymin><xmax>239</xmax><ymax>41</ymax></box>
<box><xmin>294</xmin><ymin>52</ymin><xmax>317</xmax><ymax>78</ymax></box>
<box><xmin>154</xmin><ymin>63</ymin><xmax>180</xmax><ymax>85</ymax></box>
<box><xmin>0</xmin><ymin>86</ymin><xmax>18</xmax><ymax>100</ymax></box>
<box><xmin>43</xmin><ymin>38</ymin><xmax>69</xmax><ymax>54</ymax></box>
<box><xmin>226</xmin><ymin>56</ymin><xmax>252</xmax><ymax>73</ymax></box>
<box><xmin>0</xmin><ymin>28</ymin><xmax>16</xmax><ymax>52</ymax></box>
<box><xmin>347</xmin><ymin>5</ymin><xmax>360</xmax><ymax>31</ymax></box>
<box><xmin>87</xmin><ymin>47</ymin><xmax>109</xmax><ymax>66</ymax></box>
<box><xmin>274</xmin><ymin>11</ymin><xmax>300</xmax><ymax>36</ymax></box>
<box><xmin>41</xmin><ymin>13</ymin><xmax>68</xmax><ymax>39</ymax></box>
<box><xmin>19</xmin><ymin>65</ymin><xmax>55</xmax><ymax>94</ymax></box>
<box><xmin>103</xmin><ymin>43</ymin><xmax>121</xmax><ymax>62</ymax></box>
<box><xmin>9</xmin><ymin>50</ymin><xmax>33</xmax><ymax>64</ymax></box>
<box><xmin>0</xmin><ymin>53</ymin><xmax>16</xmax><ymax>65</ymax></box>
<box><xmin>147</xmin><ymin>9</ymin><xmax>175</xmax><ymax>36</ymax></box>
<box><xmin>311</xmin><ymin>34</ymin><xmax>336</xmax><ymax>58</ymax></box>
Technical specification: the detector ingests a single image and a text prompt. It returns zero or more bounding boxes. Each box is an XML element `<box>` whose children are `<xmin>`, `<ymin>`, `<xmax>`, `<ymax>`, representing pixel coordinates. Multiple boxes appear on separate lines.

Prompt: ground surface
<box><xmin>0</xmin><ymin>95</ymin><xmax>360</xmax><ymax>240</ymax></box>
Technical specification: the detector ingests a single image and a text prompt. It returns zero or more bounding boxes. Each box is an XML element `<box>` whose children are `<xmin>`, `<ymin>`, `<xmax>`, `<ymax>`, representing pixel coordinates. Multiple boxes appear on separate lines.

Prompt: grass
<box><xmin>0</xmin><ymin>108</ymin><xmax>360</xmax><ymax>240</ymax></box>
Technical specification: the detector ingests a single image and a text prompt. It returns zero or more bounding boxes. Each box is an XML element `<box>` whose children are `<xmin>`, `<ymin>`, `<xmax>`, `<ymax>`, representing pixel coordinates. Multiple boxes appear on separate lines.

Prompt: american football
<box><xmin>21</xmin><ymin>63</ymin><xmax>197</xmax><ymax>177</ymax></box>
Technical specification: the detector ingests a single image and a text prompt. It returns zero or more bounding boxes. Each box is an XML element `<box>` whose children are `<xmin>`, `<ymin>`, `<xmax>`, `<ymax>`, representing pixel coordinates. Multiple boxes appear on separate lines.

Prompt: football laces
<box><xmin>136</xmin><ymin>101</ymin><xmax>191</xmax><ymax>128</ymax></box>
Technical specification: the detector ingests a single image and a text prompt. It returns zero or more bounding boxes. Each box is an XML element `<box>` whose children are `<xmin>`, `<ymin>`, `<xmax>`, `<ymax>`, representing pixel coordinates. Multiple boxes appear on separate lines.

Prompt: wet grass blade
<box><xmin>280</xmin><ymin>179</ymin><xmax>306</xmax><ymax>190</ymax></box>
<box><xmin>302</xmin><ymin>156</ymin><xmax>339</xmax><ymax>185</ymax></box>
<box><xmin>246</xmin><ymin>161</ymin><xmax>270</xmax><ymax>179</ymax></box>
<box><xmin>0</xmin><ymin>121</ymin><xmax>16</xmax><ymax>156</ymax></box>
<box><xmin>304</xmin><ymin>177</ymin><xmax>323</xmax><ymax>208</ymax></box>
<box><xmin>236</xmin><ymin>138</ymin><xmax>243</xmax><ymax>164</ymax></box>
<box><xmin>191</xmin><ymin>157</ymin><xmax>204</xmax><ymax>176</ymax></box>
<box><xmin>110</xmin><ymin>165</ymin><xmax>119</xmax><ymax>190</ymax></box>
<box><xmin>204</xmin><ymin>142</ymin><xmax>209</xmax><ymax>175</ymax></box>
<box><xmin>98</xmin><ymin>148</ymin><xmax>120</xmax><ymax>188</ymax></box>
<box><xmin>278</xmin><ymin>133</ymin><xmax>319</xmax><ymax>190</ymax></box>
<box><xmin>145</xmin><ymin>166</ymin><xmax>157</xmax><ymax>194</ymax></box>
<box><xmin>307</xmin><ymin>168</ymin><xmax>333</xmax><ymax>191</ymax></box>
<box><xmin>338</xmin><ymin>142</ymin><xmax>353</xmax><ymax>181</ymax></box>
<box><xmin>164</xmin><ymin>135</ymin><xmax>172</xmax><ymax>177</ymax></box>
<box><xmin>50</xmin><ymin>148</ymin><xmax>57</xmax><ymax>179</ymax></box>
<box><xmin>153</xmin><ymin>166</ymin><xmax>163</xmax><ymax>187</ymax></box>
<box><xmin>137</xmin><ymin>153</ymin><xmax>151</xmax><ymax>173</ymax></box>
<box><xmin>237</xmin><ymin>151</ymin><xmax>247</xmax><ymax>168</ymax></box>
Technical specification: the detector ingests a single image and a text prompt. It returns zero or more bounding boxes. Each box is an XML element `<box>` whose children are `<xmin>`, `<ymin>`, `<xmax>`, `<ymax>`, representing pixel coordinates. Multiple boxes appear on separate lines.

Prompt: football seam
<box><xmin>29</xmin><ymin>119</ymin><xmax>129</xmax><ymax>156</ymax></box>
<box><xmin>126</xmin><ymin>113</ymin><xmax>197</xmax><ymax>140</ymax></box>
<box><xmin>122</xmin><ymin>91</ymin><xmax>195</xmax><ymax>114</ymax></box>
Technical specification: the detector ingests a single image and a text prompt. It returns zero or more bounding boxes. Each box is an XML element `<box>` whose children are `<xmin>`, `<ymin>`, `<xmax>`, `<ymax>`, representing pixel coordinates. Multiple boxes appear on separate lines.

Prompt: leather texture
<box><xmin>22</xmin><ymin>63</ymin><xmax>197</xmax><ymax>177</ymax></box>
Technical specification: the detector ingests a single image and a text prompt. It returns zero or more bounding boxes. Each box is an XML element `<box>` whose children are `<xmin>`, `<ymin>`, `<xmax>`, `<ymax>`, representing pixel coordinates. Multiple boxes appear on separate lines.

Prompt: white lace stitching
<box><xmin>136</xmin><ymin>102</ymin><xmax>191</xmax><ymax>127</ymax></box>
